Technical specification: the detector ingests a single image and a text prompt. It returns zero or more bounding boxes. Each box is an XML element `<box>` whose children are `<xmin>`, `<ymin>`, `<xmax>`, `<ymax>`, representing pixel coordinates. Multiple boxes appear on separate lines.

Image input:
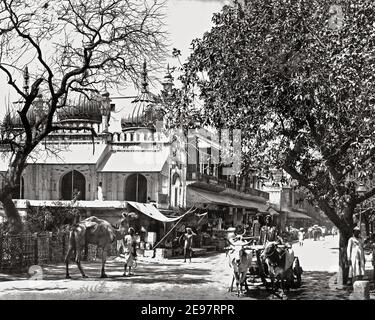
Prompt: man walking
<box><xmin>183</xmin><ymin>227</ymin><xmax>196</xmax><ymax>263</ymax></box>
<box><xmin>123</xmin><ymin>227</ymin><xmax>137</xmax><ymax>276</ymax></box>
<box><xmin>298</xmin><ymin>228</ymin><xmax>305</xmax><ymax>246</ymax></box>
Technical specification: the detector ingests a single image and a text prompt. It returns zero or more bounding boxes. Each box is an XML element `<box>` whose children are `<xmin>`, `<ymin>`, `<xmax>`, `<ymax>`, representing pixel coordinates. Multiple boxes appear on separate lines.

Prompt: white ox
<box><xmin>227</xmin><ymin>237</ymin><xmax>253</xmax><ymax>296</ymax></box>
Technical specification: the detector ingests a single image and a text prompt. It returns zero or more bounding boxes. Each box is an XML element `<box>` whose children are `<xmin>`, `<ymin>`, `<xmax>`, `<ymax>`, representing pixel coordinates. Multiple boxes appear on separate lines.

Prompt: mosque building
<box><xmin>0</xmin><ymin>63</ymin><xmax>286</xmax><ymax>248</ymax></box>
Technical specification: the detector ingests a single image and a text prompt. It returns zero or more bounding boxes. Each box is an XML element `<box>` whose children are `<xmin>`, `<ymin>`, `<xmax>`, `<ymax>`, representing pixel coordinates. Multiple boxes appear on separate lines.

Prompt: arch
<box><xmin>171</xmin><ymin>173</ymin><xmax>182</xmax><ymax>207</ymax></box>
<box><xmin>125</xmin><ymin>173</ymin><xmax>147</xmax><ymax>203</ymax></box>
<box><xmin>60</xmin><ymin>170</ymin><xmax>86</xmax><ymax>200</ymax></box>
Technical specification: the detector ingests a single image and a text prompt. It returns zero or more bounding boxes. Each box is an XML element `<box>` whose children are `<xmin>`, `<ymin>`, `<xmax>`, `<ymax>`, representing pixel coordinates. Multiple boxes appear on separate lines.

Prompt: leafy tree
<box><xmin>25</xmin><ymin>203</ymin><xmax>83</xmax><ymax>233</ymax></box>
<box><xmin>175</xmin><ymin>0</ymin><xmax>375</xmax><ymax>284</ymax></box>
<box><xmin>0</xmin><ymin>0</ymin><xmax>166</xmax><ymax>233</ymax></box>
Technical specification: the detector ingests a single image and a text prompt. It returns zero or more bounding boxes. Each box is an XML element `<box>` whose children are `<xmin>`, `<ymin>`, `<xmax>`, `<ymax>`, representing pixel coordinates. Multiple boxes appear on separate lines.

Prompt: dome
<box><xmin>2</xmin><ymin>101</ymin><xmax>38</xmax><ymax>131</ymax></box>
<box><xmin>57</xmin><ymin>94</ymin><xmax>102</xmax><ymax>123</ymax></box>
<box><xmin>121</xmin><ymin>91</ymin><xmax>158</xmax><ymax>129</ymax></box>
<box><xmin>121</xmin><ymin>61</ymin><xmax>162</xmax><ymax>130</ymax></box>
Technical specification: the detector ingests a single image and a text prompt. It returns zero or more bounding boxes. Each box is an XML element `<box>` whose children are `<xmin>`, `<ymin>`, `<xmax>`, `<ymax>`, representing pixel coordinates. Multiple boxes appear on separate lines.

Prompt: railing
<box><xmin>110</xmin><ymin>131</ymin><xmax>169</xmax><ymax>143</ymax></box>
<box><xmin>0</xmin><ymin>231</ymin><xmax>119</xmax><ymax>274</ymax></box>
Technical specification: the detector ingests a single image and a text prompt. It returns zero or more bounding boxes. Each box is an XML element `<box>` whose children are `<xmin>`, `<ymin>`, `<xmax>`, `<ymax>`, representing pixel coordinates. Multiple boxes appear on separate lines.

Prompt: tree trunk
<box><xmin>1</xmin><ymin>194</ymin><xmax>23</xmax><ymax>234</ymax></box>
<box><xmin>337</xmin><ymin>231</ymin><xmax>350</xmax><ymax>286</ymax></box>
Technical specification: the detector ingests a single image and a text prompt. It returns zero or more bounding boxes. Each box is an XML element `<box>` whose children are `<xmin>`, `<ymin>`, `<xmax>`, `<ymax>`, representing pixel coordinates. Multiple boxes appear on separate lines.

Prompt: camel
<box><xmin>64</xmin><ymin>212</ymin><xmax>138</xmax><ymax>279</ymax></box>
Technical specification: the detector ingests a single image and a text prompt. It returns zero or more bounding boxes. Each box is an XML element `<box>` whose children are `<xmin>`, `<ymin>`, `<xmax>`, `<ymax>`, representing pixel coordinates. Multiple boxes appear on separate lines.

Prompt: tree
<box><xmin>0</xmin><ymin>0</ymin><xmax>166</xmax><ymax>233</ymax></box>
<box><xmin>174</xmin><ymin>0</ymin><xmax>375</xmax><ymax>285</ymax></box>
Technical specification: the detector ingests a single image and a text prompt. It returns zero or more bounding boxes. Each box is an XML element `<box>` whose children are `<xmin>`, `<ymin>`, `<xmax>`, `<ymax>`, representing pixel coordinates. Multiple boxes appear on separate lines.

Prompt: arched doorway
<box><xmin>12</xmin><ymin>176</ymin><xmax>24</xmax><ymax>199</ymax></box>
<box><xmin>171</xmin><ymin>173</ymin><xmax>181</xmax><ymax>207</ymax></box>
<box><xmin>61</xmin><ymin>170</ymin><xmax>86</xmax><ymax>200</ymax></box>
<box><xmin>125</xmin><ymin>174</ymin><xmax>147</xmax><ymax>203</ymax></box>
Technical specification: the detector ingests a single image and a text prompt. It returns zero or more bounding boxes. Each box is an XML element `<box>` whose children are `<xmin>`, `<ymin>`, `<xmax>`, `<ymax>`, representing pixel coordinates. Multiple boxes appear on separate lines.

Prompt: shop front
<box><xmin>186</xmin><ymin>184</ymin><xmax>270</xmax><ymax>250</ymax></box>
<box><xmin>284</xmin><ymin>210</ymin><xmax>312</xmax><ymax>229</ymax></box>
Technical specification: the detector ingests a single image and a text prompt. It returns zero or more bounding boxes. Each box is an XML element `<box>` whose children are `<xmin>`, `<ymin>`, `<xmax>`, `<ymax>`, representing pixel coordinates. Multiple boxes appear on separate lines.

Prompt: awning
<box><xmin>187</xmin><ymin>187</ymin><xmax>268</xmax><ymax>212</ymax></box>
<box><xmin>286</xmin><ymin>210</ymin><xmax>312</xmax><ymax>220</ymax></box>
<box><xmin>268</xmin><ymin>207</ymin><xmax>280</xmax><ymax>216</ymax></box>
<box><xmin>127</xmin><ymin>201</ymin><xmax>182</xmax><ymax>223</ymax></box>
<box><xmin>98</xmin><ymin>150</ymin><xmax>168</xmax><ymax>172</ymax></box>
<box><xmin>27</xmin><ymin>200</ymin><xmax>128</xmax><ymax>209</ymax></box>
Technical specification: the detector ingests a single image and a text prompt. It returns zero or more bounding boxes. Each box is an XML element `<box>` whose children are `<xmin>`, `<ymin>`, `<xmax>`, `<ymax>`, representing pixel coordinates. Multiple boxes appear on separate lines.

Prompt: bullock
<box><xmin>261</xmin><ymin>241</ymin><xmax>295</xmax><ymax>298</ymax></box>
<box><xmin>227</xmin><ymin>237</ymin><xmax>252</xmax><ymax>296</ymax></box>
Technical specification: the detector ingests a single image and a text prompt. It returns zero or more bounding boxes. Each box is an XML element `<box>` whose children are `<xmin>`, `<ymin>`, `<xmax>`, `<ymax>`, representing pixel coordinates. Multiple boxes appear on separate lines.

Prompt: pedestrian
<box><xmin>347</xmin><ymin>227</ymin><xmax>366</xmax><ymax>285</ymax></box>
<box><xmin>298</xmin><ymin>228</ymin><xmax>305</xmax><ymax>246</ymax></box>
<box><xmin>321</xmin><ymin>226</ymin><xmax>326</xmax><ymax>240</ymax></box>
<box><xmin>123</xmin><ymin>227</ymin><xmax>137</xmax><ymax>276</ymax></box>
<box><xmin>183</xmin><ymin>227</ymin><xmax>196</xmax><ymax>263</ymax></box>
<box><xmin>260</xmin><ymin>215</ymin><xmax>277</xmax><ymax>245</ymax></box>
<box><xmin>97</xmin><ymin>182</ymin><xmax>103</xmax><ymax>201</ymax></box>
<box><xmin>251</xmin><ymin>215</ymin><xmax>261</xmax><ymax>239</ymax></box>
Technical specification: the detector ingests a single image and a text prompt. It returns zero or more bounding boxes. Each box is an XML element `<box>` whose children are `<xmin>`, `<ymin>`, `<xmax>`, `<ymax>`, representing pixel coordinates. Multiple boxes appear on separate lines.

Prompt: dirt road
<box><xmin>0</xmin><ymin>236</ymin><xmax>372</xmax><ymax>300</ymax></box>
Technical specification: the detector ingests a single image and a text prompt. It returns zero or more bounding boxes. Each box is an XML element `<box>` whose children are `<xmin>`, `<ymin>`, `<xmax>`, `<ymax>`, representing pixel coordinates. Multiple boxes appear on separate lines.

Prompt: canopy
<box><xmin>188</xmin><ymin>187</ymin><xmax>268</xmax><ymax>212</ymax></box>
<box><xmin>98</xmin><ymin>150</ymin><xmax>168</xmax><ymax>172</ymax></box>
<box><xmin>127</xmin><ymin>201</ymin><xmax>183</xmax><ymax>223</ymax></box>
<box><xmin>286</xmin><ymin>210</ymin><xmax>312</xmax><ymax>220</ymax></box>
<box><xmin>268</xmin><ymin>207</ymin><xmax>280</xmax><ymax>216</ymax></box>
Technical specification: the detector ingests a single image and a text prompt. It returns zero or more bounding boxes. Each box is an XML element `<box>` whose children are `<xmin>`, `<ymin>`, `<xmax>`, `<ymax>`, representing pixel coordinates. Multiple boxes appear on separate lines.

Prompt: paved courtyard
<box><xmin>0</xmin><ymin>235</ymin><xmax>373</xmax><ymax>300</ymax></box>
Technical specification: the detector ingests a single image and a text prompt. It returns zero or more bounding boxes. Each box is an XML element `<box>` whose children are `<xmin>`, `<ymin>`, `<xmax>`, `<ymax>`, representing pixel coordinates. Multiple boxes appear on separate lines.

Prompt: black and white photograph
<box><xmin>0</xmin><ymin>0</ymin><xmax>374</xmax><ymax>307</ymax></box>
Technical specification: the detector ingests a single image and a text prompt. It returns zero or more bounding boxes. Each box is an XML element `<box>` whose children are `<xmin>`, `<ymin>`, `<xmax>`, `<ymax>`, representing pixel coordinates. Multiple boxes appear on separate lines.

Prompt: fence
<box><xmin>0</xmin><ymin>231</ymin><xmax>119</xmax><ymax>273</ymax></box>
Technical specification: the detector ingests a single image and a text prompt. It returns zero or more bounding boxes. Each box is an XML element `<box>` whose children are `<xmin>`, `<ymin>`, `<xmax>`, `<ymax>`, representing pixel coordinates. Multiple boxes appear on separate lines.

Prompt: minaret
<box><xmin>23</xmin><ymin>66</ymin><xmax>29</xmax><ymax>95</ymax></box>
<box><xmin>141</xmin><ymin>59</ymin><xmax>149</xmax><ymax>93</ymax></box>
<box><xmin>100</xmin><ymin>88</ymin><xmax>111</xmax><ymax>133</ymax></box>
<box><xmin>162</xmin><ymin>64</ymin><xmax>174</xmax><ymax>94</ymax></box>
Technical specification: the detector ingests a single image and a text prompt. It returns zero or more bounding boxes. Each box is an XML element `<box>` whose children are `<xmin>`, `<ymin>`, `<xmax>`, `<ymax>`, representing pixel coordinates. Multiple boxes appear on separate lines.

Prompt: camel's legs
<box><xmin>100</xmin><ymin>247</ymin><xmax>108</xmax><ymax>278</ymax></box>
<box><xmin>64</xmin><ymin>247</ymin><xmax>73</xmax><ymax>279</ymax></box>
<box><xmin>75</xmin><ymin>247</ymin><xmax>87</xmax><ymax>278</ymax></box>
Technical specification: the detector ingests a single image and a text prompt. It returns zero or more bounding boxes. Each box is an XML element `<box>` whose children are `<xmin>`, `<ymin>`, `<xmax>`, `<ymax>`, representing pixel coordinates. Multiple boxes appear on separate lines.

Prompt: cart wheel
<box><xmin>293</xmin><ymin>257</ymin><xmax>303</xmax><ymax>287</ymax></box>
<box><xmin>295</xmin><ymin>272</ymin><xmax>302</xmax><ymax>287</ymax></box>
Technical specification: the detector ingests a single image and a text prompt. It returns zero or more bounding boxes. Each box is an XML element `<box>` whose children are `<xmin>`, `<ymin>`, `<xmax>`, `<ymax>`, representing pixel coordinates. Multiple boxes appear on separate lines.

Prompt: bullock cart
<box><xmin>226</xmin><ymin>239</ymin><xmax>303</xmax><ymax>297</ymax></box>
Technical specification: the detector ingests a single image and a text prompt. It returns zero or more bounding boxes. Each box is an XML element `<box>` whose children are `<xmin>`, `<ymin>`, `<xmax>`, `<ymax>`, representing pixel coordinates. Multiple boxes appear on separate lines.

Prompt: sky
<box><xmin>118</xmin><ymin>0</ymin><xmax>227</xmax><ymax>95</ymax></box>
<box><xmin>0</xmin><ymin>0</ymin><xmax>227</xmax><ymax>116</ymax></box>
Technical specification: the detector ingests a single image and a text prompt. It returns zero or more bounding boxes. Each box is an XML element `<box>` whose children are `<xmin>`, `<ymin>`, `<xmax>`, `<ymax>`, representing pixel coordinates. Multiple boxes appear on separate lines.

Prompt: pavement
<box><xmin>0</xmin><ymin>235</ymin><xmax>373</xmax><ymax>300</ymax></box>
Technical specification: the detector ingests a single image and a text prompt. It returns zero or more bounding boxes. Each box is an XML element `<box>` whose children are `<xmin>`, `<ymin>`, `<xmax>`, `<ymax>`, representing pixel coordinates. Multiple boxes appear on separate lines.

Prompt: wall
<box><xmin>23</xmin><ymin>164</ymin><xmax>97</xmax><ymax>201</ymax></box>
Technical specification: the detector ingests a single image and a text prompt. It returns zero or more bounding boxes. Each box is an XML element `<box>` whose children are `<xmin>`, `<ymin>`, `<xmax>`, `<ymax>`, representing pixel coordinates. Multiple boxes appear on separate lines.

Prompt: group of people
<box><xmin>249</xmin><ymin>214</ymin><xmax>283</xmax><ymax>245</ymax></box>
<box><xmin>119</xmin><ymin>226</ymin><xmax>197</xmax><ymax>276</ymax></box>
<box><xmin>297</xmin><ymin>225</ymin><xmax>369</xmax><ymax>285</ymax></box>
<box><xmin>121</xmin><ymin>215</ymin><xmax>370</xmax><ymax>285</ymax></box>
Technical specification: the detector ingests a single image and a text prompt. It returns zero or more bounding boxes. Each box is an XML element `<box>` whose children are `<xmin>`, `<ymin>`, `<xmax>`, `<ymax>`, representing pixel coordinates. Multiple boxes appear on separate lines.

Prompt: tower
<box><xmin>162</xmin><ymin>64</ymin><xmax>174</xmax><ymax>94</ymax></box>
<box><xmin>23</xmin><ymin>66</ymin><xmax>29</xmax><ymax>95</ymax></box>
<box><xmin>100</xmin><ymin>90</ymin><xmax>111</xmax><ymax>133</ymax></box>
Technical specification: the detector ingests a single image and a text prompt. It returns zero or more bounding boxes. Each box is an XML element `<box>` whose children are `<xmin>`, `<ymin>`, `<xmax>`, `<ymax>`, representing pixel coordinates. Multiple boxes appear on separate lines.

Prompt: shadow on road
<box><xmin>41</xmin><ymin>260</ymin><xmax>213</xmax><ymax>285</ymax></box>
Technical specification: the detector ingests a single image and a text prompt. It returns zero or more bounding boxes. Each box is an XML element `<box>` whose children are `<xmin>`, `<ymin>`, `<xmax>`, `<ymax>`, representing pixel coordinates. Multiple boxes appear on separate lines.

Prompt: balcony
<box><xmin>187</xmin><ymin>171</ymin><xmax>269</xmax><ymax>200</ymax></box>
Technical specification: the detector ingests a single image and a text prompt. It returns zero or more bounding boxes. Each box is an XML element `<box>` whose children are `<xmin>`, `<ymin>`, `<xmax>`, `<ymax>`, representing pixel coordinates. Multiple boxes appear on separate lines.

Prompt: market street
<box><xmin>0</xmin><ymin>235</ymin><xmax>372</xmax><ymax>300</ymax></box>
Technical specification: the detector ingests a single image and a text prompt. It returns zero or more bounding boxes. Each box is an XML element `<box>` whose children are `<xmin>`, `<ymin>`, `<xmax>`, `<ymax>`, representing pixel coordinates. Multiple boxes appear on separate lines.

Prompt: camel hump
<box><xmin>79</xmin><ymin>216</ymin><xmax>107</xmax><ymax>229</ymax></box>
